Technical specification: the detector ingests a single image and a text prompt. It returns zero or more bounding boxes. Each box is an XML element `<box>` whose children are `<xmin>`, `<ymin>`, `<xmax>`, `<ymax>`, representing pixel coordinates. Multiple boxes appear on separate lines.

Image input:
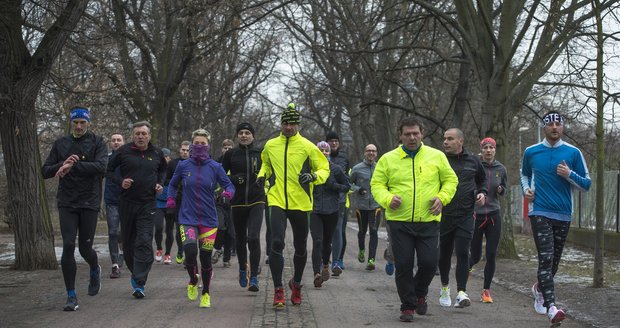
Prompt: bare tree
<box><xmin>0</xmin><ymin>0</ymin><xmax>90</xmax><ymax>270</ymax></box>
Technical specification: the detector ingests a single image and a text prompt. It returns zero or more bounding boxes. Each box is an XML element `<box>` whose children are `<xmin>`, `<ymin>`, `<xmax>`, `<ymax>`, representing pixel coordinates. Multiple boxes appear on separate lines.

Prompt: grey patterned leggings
<box><xmin>530</xmin><ymin>216</ymin><xmax>570</xmax><ymax>308</ymax></box>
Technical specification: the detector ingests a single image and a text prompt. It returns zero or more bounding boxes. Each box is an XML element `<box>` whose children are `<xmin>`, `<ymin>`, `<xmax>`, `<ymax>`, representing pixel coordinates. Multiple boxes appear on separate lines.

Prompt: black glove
<box><xmin>298</xmin><ymin>172</ymin><xmax>316</xmax><ymax>185</ymax></box>
<box><xmin>358</xmin><ymin>187</ymin><xmax>368</xmax><ymax>195</ymax></box>
<box><xmin>232</xmin><ymin>173</ymin><xmax>246</xmax><ymax>185</ymax></box>
<box><xmin>255</xmin><ymin>176</ymin><xmax>265</xmax><ymax>189</ymax></box>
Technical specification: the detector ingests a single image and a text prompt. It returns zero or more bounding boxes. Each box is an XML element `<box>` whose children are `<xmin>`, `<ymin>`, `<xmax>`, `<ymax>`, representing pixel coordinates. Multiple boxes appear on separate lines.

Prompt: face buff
<box><xmin>190</xmin><ymin>144</ymin><xmax>210</xmax><ymax>162</ymax></box>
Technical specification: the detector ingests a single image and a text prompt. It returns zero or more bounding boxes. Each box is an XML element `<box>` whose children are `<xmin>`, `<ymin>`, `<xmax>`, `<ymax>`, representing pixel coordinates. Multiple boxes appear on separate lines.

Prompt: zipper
<box><xmin>412</xmin><ymin>157</ymin><xmax>416</xmax><ymax>222</ymax></box>
<box><xmin>245</xmin><ymin>148</ymin><xmax>250</xmax><ymax>204</ymax></box>
<box><xmin>284</xmin><ymin>138</ymin><xmax>289</xmax><ymax>210</ymax></box>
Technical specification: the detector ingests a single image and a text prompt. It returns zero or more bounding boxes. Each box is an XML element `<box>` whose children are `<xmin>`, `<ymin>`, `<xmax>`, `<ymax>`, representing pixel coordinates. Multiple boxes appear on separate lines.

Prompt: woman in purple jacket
<box><xmin>167</xmin><ymin>129</ymin><xmax>235</xmax><ymax>308</ymax></box>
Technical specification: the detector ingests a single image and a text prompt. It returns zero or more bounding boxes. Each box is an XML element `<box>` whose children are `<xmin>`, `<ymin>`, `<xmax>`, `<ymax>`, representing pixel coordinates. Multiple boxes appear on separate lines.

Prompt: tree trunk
<box><xmin>592</xmin><ymin>0</ymin><xmax>604</xmax><ymax>288</ymax></box>
<box><xmin>0</xmin><ymin>98</ymin><xmax>57</xmax><ymax>270</ymax></box>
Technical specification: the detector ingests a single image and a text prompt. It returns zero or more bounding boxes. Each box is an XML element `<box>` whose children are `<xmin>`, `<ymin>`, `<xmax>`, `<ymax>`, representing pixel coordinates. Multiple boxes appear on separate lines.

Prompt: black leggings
<box><xmin>214</xmin><ymin>205</ymin><xmax>235</xmax><ymax>262</ymax></box>
<box><xmin>268</xmin><ymin>207</ymin><xmax>309</xmax><ymax>287</ymax></box>
<box><xmin>356</xmin><ymin>208</ymin><xmax>381</xmax><ymax>260</ymax></box>
<box><xmin>310</xmin><ymin>212</ymin><xmax>338</xmax><ymax>274</ymax></box>
<box><xmin>58</xmin><ymin>207</ymin><xmax>99</xmax><ymax>291</ymax></box>
<box><xmin>164</xmin><ymin>211</ymin><xmax>176</xmax><ymax>255</ymax></box>
<box><xmin>530</xmin><ymin>216</ymin><xmax>570</xmax><ymax>307</ymax></box>
<box><xmin>469</xmin><ymin>210</ymin><xmax>502</xmax><ymax>289</ymax></box>
<box><xmin>153</xmin><ymin>208</ymin><xmax>165</xmax><ymax>250</ymax></box>
<box><xmin>232</xmin><ymin>204</ymin><xmax>264</xmax><ymax>277</ymax></box>
<box><xmin>439</xmin><ymin>229</ymin><xmax>471</xmax><ymax>292</ymax></box>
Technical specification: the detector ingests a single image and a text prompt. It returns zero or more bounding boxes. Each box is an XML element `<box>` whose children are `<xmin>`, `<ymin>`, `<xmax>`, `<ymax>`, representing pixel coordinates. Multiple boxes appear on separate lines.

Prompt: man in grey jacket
<box><xmin>350</xmin><ymin>144</ymin><xmax>391</xmax><ymax>272</ymax></box>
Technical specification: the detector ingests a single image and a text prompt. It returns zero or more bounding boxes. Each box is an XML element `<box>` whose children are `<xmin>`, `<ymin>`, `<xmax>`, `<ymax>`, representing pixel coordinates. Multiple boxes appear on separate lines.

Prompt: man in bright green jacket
<box><xmin>257</xmin><ymin>102</ymin><xmax>330</xmax><ymax>309</ymax></box>
<box><xmin>371</xmin><ymin>117</ymin><xmax>458</xmax><ymax>322</ymax></box>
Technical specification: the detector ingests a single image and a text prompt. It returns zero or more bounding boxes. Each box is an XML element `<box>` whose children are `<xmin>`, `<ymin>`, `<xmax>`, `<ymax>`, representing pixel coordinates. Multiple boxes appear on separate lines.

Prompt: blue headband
<box><xmin>70</xmin><ymin>107</ymin><xmax>91</xmax><ymax>122</ymax></box>
<box><xmin>542</xmin><ymin>112</ymin><xmax>563</xmax><ymax>126</ymax></box>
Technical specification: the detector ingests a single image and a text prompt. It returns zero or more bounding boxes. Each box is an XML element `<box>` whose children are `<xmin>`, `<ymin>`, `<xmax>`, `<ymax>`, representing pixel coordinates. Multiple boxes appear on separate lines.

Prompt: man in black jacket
<box><xmin>221</xmin><ymin>123</ymin><xmax>266</xmax><ymax>292</ymax></box>
<box><xmin>106</xmin><ymin>121</ymin><xmax>167</xmax><ymax>299</ymax></box>
<box><xmin>438</xmin><ymin>128</ymin><xmax>487</xmax><ymax>309</ymax></box>
<box><xmin>42</xmin><ymin>106</ymin><xmax>108</xmax><ymax>311</ymax></box>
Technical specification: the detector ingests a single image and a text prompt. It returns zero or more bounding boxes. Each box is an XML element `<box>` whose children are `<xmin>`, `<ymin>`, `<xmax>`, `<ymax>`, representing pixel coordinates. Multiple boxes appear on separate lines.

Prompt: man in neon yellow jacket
<box><xmin>257</xmin><ymin>102</ymin><xmax>330</xmax><ymax>309</ymax></box>
<box><xmin>370</xmin><ymin>117</ymin><xmax>458</xmax><ymax>322</ymax></box>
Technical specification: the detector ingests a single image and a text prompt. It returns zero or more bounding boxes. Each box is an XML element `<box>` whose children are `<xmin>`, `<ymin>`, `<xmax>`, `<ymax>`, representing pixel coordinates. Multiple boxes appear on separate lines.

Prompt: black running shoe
<box><xmin>63</xmin><ymin>296</ymin><xmax>79</xmax><ymax>311</ymax></box>
<box><xmin>88</xmin><ymin>265</ymin><xmax>101</xmax><ymax>296</ymax></box>
<box><xmin>416</xmin><ymin>296</ymin><xmax>428</xmax><ymax>315</ymax></box>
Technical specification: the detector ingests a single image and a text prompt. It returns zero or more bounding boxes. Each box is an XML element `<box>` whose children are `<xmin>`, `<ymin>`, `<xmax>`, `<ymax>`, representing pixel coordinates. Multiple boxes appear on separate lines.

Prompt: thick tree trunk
<box><xmin>0</xmin><ymin>98</ymin><xmax>57</xmax><ymax>270</ymax></box>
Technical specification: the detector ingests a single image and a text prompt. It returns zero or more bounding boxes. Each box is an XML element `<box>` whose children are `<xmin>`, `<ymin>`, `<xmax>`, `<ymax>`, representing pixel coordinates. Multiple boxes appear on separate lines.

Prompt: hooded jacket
<box><xmin>258</xmin><ymin>132</ymin><xmax>330</xmax><ymax>211</ymax></box>
<box><xmin>168</xmin><ymin>157</ymin><xmax>235</xmax><ymax>227</ymax></box>
<box><xmin>349</xmin><ymin>160</ymin><xmax>381</xmax><ymax>211</ymax></box>
<box><xmin>42</xmin><ymin>131</ymin><xmax>108</xmax><ymax>210</ymax></box>
<box><xmin>475</xmin><ymin>159</ymin><xmax>507</xmax><ymax>217</ymax></box>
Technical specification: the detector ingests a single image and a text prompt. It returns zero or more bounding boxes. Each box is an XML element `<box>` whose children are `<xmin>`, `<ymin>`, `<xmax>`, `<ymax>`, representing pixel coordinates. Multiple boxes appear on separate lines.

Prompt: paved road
<box><xmin>0</xmin><ymin>222</ymin><xmax>593</xmax><ymax>328</ymax></box>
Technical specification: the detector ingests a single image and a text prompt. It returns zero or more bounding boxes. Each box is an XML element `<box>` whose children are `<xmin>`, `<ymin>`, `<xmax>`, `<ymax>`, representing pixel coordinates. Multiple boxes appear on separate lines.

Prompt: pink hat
<box><xmin>480</xmin><ymin>137</ymin><xmax>496</xmax><ymax>148</ymax></box>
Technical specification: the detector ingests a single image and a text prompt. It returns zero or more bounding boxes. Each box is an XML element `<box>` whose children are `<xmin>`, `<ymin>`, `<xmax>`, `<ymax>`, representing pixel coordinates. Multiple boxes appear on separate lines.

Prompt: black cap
<box><xmin>236</xmin><ymin>122</ymin><xmax>255</xmax><ymax>135</ymax></box>
<box><xmin>326</xmin><ymin>131</ymin><xmax>339</xmax><ymax>141</ymax></box>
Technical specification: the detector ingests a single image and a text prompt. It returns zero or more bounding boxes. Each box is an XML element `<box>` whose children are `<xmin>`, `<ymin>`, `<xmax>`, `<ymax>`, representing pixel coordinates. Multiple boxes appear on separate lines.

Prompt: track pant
<box><xmin>388</xmin><ymin>220</ymin><xmax>439</xmax><ymax>312</ymax></box>
<box><xmin>105</xmin><ymin>204</ymin><xmax>121</xmax><ymax>265</ymax></box>
<box><xmin>356</xmin><ymin>208</ymin><xmax>382</xmax><ymax>261</ymax></box>
<box><xmin>119</xmin><ymin>199</ymin><xmax>156</xmax><ymax>286</ymax></box>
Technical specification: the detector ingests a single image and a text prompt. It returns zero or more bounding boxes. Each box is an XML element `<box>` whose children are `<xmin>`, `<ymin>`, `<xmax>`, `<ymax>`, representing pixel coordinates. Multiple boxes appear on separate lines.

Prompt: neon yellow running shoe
<box><xmin>187</xmin><ymin>283</ymin><xmax>199</xmax><ymax>301</ymax></box>
<box><xmin>200</xmin><ymin>292</ymin><xmax>211</xmax><ymax>308</ymax></box>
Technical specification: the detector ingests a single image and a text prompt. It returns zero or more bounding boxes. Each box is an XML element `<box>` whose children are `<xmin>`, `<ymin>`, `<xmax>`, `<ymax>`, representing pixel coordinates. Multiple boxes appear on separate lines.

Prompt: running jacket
<box><xmin>520</xmin><ymin>139</ymin><xmax>591</xmax><ymax>221</ymax></box>
<box><xmin>349</xmin><ymin>160</ymin><xmax>381</xmax><ymax>211</ymax></box>
<box><xmin>104</xmin><ymin>151</ymin><xmax>122</xmax><ymax>206</ymax></box>
<box><xmin>313</xmin><ymin>162</ymin><xmax>350</xmax><ymax>214</ymax></box>
<box><xmin>475</xmin><ymin>160</ymin><xmax>507</xmax><ymax>216</ymax></box>
<box><xmin>168</xmin><ymin>157</ymin><xmax>235</xmax><ymax>227</ymax></box>
<box><xmin>330</xmin><ymin>149</ymin><xmax>350</xmax><ymax>203</ymax></box>
<box><xmin>443</xmin><ymin>149</ymin><xmax>488</xmax><ymax>217</ymax></box>
<box><xmin>105</xmin><ymin>142</ymin><xmax>167</xmax><ymax>204</ymax></box>
<box><xmin>221</xmin><ymin>142</ymin><xmax>266</xmax><ymax>207</ymax></box>
<box><xmin>258</xmin><ymin>132</ymin><xmax>330</xmax><ymax>211</ymax></box>
<box><xmin>370</xmin><ymin>143</ymin><xmax>458</xmax><ymax>223</ymax></box>
<box><xmin>42</xmin><ymin>131</ymin><xmax>108</xmax><ymax>211</ymax></box>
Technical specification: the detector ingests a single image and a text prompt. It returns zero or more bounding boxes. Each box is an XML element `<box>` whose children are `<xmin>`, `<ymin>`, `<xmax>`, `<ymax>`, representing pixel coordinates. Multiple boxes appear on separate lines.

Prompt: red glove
<box><xmin>166</xmin><ymin>197</ymin><xmax>176</xmax><ymax>209</ymax></box>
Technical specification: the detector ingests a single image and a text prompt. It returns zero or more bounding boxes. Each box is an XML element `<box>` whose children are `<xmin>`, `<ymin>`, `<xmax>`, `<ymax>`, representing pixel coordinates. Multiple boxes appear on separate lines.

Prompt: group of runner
<box><xmin>43</xmin><ymin>106</ymin><xmax>590</xmax><ymax>326</ymax></box>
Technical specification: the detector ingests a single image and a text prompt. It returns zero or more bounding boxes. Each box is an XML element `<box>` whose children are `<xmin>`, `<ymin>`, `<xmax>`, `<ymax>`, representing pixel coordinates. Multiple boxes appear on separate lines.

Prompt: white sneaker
<box><xmin>531</xmin><ymin>283</ymin><xmax>546</xmax><ymax>315</ymax></box>
<box><xmin>454</xmin><ymin>291</ymin><xmax>471</xmax><ymax>308</ymax></box>
<box><xmin>439</xmin><ymin>286</ymin><xmax>451</xmax><ymax>307</ymax></box>
<box><xmin>548</xmin><ymin>305</ymin><xmax>566</xmax><ymax>325</ymax></box>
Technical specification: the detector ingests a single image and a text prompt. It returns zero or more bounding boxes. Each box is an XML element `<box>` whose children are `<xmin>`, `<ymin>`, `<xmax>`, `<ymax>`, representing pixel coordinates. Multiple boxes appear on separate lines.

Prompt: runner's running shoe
<box><xmin>481</xmin><ymin>289</ymin><xmax>493</xmax><ymax>303</ymax></box>
<box><xmin>532</xmin><ymin>283</ymin><xmax>546</xmax><ymax>314</ymax></box>
<box><xmin>455</xmin><ymin>290</ymin><xmax>471</xmax><ymax>308</ymax></box>
<box><xmin>239</xmin><ymin>268</ymin><xmax>248</xmax><ymax>287</ymax></box>
<box><xmin>357</xmin><ymin>249</ymin><xmax>365</xmax><ymax>263</ymax></box>
<box><xmin>313</xmin><ymin>273</ymin><xmax>323</xmax><ymax>288</ymax></box>
<box><xmin>249</xmin><ymin>276</ymin><xmax>259</xmax><ymax>292</ymax></box>
<box><xmin>273</xmin><ymin>287</ymin><xmax>285</xmax><ymax>309</ymax></box>
<box><xmin>416</xmin><ymin>296</ymin><xmax>428</xmax><ymax>315</ymax></box>
<box><xmin>212</xmin><ymin>249</ymin><xmax>222</xmax><ymax>264</ymax></box>
<box><xmin>200</xmin><ymin>292</ymin><xmax>211</xmax><ymax>308</ymax></box>
<box><xmin>548</xmin><ymin>305</ymin><xmax>566</xmax><ymax>325</ymax></box>
<box><xmin>385</xmin><ymin>262</ymin><xmax>395</xmax><ymax>276</ymax></box>
<box><xmin>163</xmin><ymin>255</ymin><xmax>172</xmax><ymax>264</ymax></box>
<box><xmin>399</xmin><ymin>309</ymin><xmax>414</xmax><ymax>322</ymax></box>
<box><xmin>176</xmin><ymin>253</ymin><xmax>184</xmax><ymax>264</ymax></box>
<box><xmin>365</xmin><ymin>258</ymin><xmax>375</xmax><ymax>271</ymax></box>
<box><xmin>63</xmin><ymin>296</ymin><xmax>79</xmax><ymax>311</ymax></box>
<box><xmin>110</xmin><ymin>264</ymin><xmax>121</xmax><ymax>279</ymax></box>
<box><xmin>155</xmin><ymin>249</ymin><xmax>163</xmax><ymax>262</ymax></box>
<box><xmin>321</xmin><ymin>265</ymin><xmax>330</xmax><ymax>282</ymax></box>
<box><xmin>187</xmin><ymin>283</ymin><xmax>199</xmax><ymax>301</ymax></box>
<box><xmin>332</xmin><ymin>261</ymin><xmax>343</xmax><ymax>276</ymax></box>
<box><xmin>88</xmin><ymin>265</ymin><xmax>101</xmax><ymax>296</ymax></box>
<box><xmin>288</xmin><ymin>279</ymin><xmax>303</xmax><ymax>305</ymax></box>
<box><xmin>131</xmin><ymin>277</ymin><xmax>145</xmax><ymax>299</ymax></box>
<box><xmin>439</xmin><ymin>286</ymin><xmax>451</xmax><ymax>307</ymax></box>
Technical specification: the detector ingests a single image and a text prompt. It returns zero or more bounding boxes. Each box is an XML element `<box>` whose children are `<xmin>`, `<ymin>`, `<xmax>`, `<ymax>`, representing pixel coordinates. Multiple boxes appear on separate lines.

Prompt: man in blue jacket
<box><xmin>521</xmin><ymin>111</ymin><xmax>591</xmax><ymax>326</ymax></box>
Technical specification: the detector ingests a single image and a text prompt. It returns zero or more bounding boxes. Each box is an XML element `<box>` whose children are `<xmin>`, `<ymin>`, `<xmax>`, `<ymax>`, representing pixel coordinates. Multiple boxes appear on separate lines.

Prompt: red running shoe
<box><xmin>273</xmin><ymin>287</ymin><xmax>285</xmax><ymax>309</ymax></box>
<box><xmin>288</xmin><ymin>279</ymin><xmax>303</xmax><ymax>305</ymax></box>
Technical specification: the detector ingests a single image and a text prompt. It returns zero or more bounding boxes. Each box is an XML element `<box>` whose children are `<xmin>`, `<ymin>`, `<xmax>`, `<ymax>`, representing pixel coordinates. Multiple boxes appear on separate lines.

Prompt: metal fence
<box><xmin>510</xmin><ymin>171</ymin><xmax>620</xmax><ymax>232</ymax></box>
